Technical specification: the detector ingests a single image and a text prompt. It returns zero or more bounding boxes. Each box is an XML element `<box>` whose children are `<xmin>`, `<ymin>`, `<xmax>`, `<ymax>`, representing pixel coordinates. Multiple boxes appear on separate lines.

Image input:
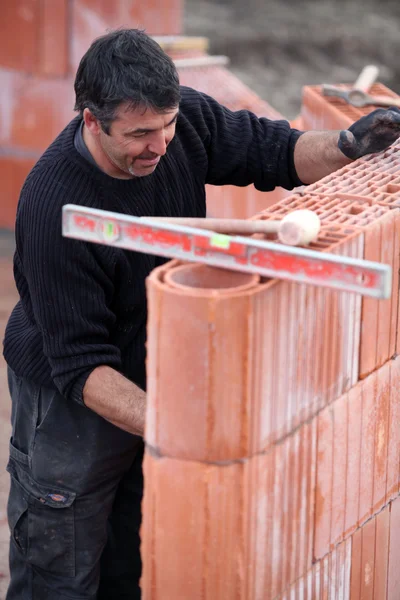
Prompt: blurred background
<box><xmin>185</xmin><ymin>0</ymin><xmax>400</xmax><ymax>119</ymax></box>
<box><xmin>0</xmin><ymin>0</ymin><xmax>400</xmax><ymax>595</ymax></box>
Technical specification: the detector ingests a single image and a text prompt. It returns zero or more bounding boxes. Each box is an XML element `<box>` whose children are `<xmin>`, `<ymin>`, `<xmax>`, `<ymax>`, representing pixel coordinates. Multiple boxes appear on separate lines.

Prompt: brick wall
<box><xmin>0</xmin><ymin>0</ymin><xmax>183</xmax><ymax>229</ymax></box>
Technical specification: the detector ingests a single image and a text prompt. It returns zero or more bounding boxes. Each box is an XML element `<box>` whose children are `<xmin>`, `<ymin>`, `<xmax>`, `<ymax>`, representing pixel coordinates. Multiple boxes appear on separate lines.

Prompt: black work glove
<box><xmin>338</xmin><ymin>106</ymin><xmax>400</xmax><ymax>160</ymax></box>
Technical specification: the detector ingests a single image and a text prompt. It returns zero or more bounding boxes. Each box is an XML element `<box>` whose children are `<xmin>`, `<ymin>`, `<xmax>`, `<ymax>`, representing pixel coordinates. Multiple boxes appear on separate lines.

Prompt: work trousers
<box><xmin>5</xmin><ymin>367</ymin><xmax>144</xmax><ymax>599</ymax></box>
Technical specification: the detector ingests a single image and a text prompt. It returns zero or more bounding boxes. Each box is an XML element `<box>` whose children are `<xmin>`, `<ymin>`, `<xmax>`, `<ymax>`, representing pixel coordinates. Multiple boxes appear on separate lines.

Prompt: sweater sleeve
<box><xmin>17</xmin><ymin>171</ymin><xmax>122</xmax><ymax>404</ymax></box>
<box><xmin>179</xmin><ymin>86</ymin><xmax>304</xmax><ymax>191</ymax></box>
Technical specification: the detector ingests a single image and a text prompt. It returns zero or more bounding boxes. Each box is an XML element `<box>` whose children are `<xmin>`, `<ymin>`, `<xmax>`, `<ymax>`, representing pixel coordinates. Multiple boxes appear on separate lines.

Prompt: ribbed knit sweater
<box><xmin>3</xmin><ymin>86</ymin><xmax>303</xmax><ymax>403</ymax></box>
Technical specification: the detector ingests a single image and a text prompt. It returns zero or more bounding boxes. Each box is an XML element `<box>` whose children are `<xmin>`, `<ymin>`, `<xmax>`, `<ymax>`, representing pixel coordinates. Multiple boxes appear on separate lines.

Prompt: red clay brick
<box><xmin>330</xmin><ymin>392</ymin><xmax>348</xmax><ymax>549</ymax></box>
<box><xmin>376</xmin><ymin>213</ymin><xmax>397</xmax><ymax>368</ymax></box>
<box><xmin>372</xmin><ymin>362</ymin><xmax>390</xmax><ymax>514</ymax></box>
<box><xmin>388</xmin><ymin>496</ymin><xmax>400</xmax><ymax>599</ymax></box>
<box><xmin>146</xmin><ymin>262</ymin><xmax>262</xmax><ymax>462</ymax></box>
<box><xmin>314</xmin><ymin>406</ymin><xmax>333</xmax><ymax>561</ymax></box>
<box><xmin>141</xmin><ymin>452</ymin><xmax>247</xmax><ymax>599</ymax></box>
<box><xmin>389</xmin><ymin>214</ymin><xmax>400</xmax><ymax>355</ymax></box>
<box><xmin>247</xmin><ymin>450</ymin><xmax>275</xmax><ymax>600</ymax></box>
<box><xmin>344</xmin><ymin>385</ymin><xmax>362</xmax><ymax>539</ymax></box>
<box><xmin>360</xmin><ymin>517</ymin><xmax>376</xmax><ymax>600</ymax></box>
<box><xmin>359</xmin><ymin>227</ymin><xmax>382</xmax><ymax>378</ymax></box>
<box><xmin>301</xmin><ymin>83</ymin><xmax>399</xmax><ymax>131</ymax></box>
<box><xmin>374</xmin><ymin>506</ymin><xmax>390</xmax><ymax>600</ymax></box>
<box><xmin>386</xmin><ymin>358</ymin><xmax>400</xmax><ymax>502</ymax></box>
<box><xmin>358</xmin><ymin>373</ymin><xmax>377</xmax><ymax>527</ymax></box>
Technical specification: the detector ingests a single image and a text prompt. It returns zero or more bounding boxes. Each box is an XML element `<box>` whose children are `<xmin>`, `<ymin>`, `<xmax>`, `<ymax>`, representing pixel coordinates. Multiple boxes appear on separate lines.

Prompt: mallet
<box><xmin>144</xmin><ymin>209</ymin><xmax>321</xmax><ymax>246</ymax></box>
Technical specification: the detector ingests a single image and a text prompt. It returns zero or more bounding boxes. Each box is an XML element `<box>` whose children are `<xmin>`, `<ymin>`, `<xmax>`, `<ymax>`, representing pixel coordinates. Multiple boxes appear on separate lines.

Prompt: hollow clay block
<box><xmin>141</xmin><ymin>422</ymin><xmax>316</xmax><ymax>600</ymax></box>
<box><xmin>146</xmin><ymin>228</ymin><xmax>363</xmax><ymax>462</ymax></box>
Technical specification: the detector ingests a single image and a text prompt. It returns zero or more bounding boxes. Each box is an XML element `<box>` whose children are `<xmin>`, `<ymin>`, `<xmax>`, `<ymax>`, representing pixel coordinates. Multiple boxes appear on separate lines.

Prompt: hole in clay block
<box><xmin>348</xmin><ymin>205</ymin><xmax>365</xmax><ymax>215</ymax></box>
<box><xmin>166</xmin><ymin>264</ymin><xmax>259</xmax><ymax>290</ymax></box>
<box><xmin>380</xmin><ymin>184</ymin><xmax>400</xmax><ymax>194</ymax></box>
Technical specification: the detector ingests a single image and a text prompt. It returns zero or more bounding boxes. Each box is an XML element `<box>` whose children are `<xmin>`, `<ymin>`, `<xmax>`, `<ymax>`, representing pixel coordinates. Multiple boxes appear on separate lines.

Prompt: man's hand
<box><xmin>338</xmin><ymin>107</ymin><xmax>400</xmax><ymax>160</ymax></box>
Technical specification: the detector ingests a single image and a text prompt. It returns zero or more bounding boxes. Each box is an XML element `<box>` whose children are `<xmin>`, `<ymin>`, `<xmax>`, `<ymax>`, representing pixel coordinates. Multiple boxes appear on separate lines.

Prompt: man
<box><xmin>3</xmin><ymin>27</ymin><xmax>400</xmax><ymax>599</ymax></box>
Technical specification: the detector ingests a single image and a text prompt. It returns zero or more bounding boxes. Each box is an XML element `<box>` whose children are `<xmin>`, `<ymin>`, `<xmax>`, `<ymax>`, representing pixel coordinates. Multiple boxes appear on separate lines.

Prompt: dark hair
<box><xmin>74</xmin><ymin>29</ymin><xmax>181</xmax><ymax>134</ymax></box>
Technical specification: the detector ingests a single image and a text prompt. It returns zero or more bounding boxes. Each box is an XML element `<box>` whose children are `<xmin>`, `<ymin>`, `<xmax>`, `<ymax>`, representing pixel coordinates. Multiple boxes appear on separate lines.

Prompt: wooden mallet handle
<box><xmin>143</xmin><ymin>210</ymin><xmax>321</xmax><ymax>246</ymax></box>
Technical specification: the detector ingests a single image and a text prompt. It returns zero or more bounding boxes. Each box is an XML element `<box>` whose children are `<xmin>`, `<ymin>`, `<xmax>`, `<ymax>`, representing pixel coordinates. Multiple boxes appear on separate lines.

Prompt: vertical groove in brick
<box><xmin>314</xmin><ymin>407</ymin><xmax>334</xmax><ymax>560</ymax></box>
<box><xmin>376</xmin><ymin>213</ymin><xmax>397</xmax><ymax>368</ymax></box>
<box><xmin>359</xmin><ymin>226</ymin><xmax>380</xmax><ymax>378</ymax></box>
<box><xmin>360</xmin><ymin>517</ymin><xmax>376</xmax><ymax>600</ymax></box>
<box><xmin>350</xmin><ymin>527</ymin><xmax>362</xmax><ymax>600</ymax></box>
<box><xmin>373</xmin><ymin>506</ymin><xmax>390</xmax><ymax>600</ymax></box>
<box><xmin>330</xmin><ymin>393</ymin><xmax>348</xmax><ymax>549</ymax></box>
<box><xmin>345</xmin><ymin>385</ymin><xmax>362</xmax><ymax>539</ymax></box>
<box><xmin>358</xmin><ymin>374</ymin><xmax>377</xmax><ymax>527</ymax></box>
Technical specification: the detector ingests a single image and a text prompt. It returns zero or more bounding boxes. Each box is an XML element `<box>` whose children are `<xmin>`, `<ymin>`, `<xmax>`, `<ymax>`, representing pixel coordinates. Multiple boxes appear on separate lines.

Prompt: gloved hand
<box><xmin>338</xmin><ymin>107</ymin><xmax>400</xmax><ymax>160</ymax></box>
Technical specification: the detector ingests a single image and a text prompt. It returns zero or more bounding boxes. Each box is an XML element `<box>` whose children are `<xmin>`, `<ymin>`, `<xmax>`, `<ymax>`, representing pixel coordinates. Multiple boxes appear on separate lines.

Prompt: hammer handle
<box><xmin>142</xmin><ymin>217</ymin><xmax>280</xmax><ymax>235</ymax></box>
<box><xmin>353</xmin><ymin>65</ymin><xmax>379</xmax><ymax>93</ymax></box>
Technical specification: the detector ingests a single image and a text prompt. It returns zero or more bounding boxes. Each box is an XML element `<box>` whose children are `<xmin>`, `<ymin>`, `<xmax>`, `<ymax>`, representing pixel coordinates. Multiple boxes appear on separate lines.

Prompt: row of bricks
<box><xmin>1</xmin><ymin>0</ymin><xmax>182</xmax><ymax>76</ymax></box>
<box><xmin>142</xmin><ymin>357</ymin><xmax>400</xmax><ymax>598</ymax></box>
<box><xmin>277</xmin><ymin>497</ymin><xmax>400</xmax><ymax>600</ymax></box>
<box><xmin>314</xmin><ymin>358</ymin><xmax>400</xmax><ymax>559</ymax></box>
<box><xmin>305</xmin><ymin>143</ymin><xmax>400</xmax><ymax>206</ymax></box>
<box><xmin>300</xmin><ymin>83</ymin><xmax>400</xmax><ymax>131</ymax></box>
<box><xmin>254</xmin><ymin>197</ymin><xmax>400</xmax><ymax>379</ymax></box>
<box><xmin>141</xmin><ymin>419</ymin><xmax>317</xmax><ymax>600</ymax></box>
<box><xmin>146</xmin><ymin>230</ymin><xmax>363</xmax><ymax>462</ymax></box>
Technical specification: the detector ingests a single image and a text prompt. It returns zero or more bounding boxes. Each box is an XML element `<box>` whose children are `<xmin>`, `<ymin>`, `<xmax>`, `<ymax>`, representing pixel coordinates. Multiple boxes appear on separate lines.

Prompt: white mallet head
<box><xmin>278</xmin><ymin>209</ymin><xmax>321</xmax><ymax>246</ymax></box>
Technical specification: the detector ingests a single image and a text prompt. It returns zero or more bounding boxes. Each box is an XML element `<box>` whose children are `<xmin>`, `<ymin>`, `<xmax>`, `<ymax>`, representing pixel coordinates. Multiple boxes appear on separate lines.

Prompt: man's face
<box><xmin>85</xmin><ymin>103</ymin><xmax>179</xmax><ymax>178</ymax></box>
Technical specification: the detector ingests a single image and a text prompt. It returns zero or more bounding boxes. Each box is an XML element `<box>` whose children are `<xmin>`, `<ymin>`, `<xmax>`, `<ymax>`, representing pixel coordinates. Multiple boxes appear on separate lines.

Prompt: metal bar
<box><xmin>62</xmin><ymin>204</ymin><xmax>392</xmax><ymax>299</ymax></box>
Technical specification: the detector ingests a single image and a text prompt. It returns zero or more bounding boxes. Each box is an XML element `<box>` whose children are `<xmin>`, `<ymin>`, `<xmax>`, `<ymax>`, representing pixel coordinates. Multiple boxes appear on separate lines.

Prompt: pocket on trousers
<box><xmin>7</xmin><ymin>454</ymin><xmax>77</xmax><ymax>578</ymax></box>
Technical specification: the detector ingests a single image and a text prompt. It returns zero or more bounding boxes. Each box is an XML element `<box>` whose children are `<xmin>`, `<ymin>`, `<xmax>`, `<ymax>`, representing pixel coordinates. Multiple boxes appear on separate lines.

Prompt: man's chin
<box><xmin>128</xmin><ymin>164</ymin><xmax>158</xmax><ymax>177</ymax></box>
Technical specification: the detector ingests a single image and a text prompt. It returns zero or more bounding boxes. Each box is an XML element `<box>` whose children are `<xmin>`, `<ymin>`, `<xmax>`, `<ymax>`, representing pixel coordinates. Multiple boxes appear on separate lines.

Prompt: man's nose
<box><xmin>148</xmin><ymin>132</ymin><xmax>167</xmax><ymax>156</ymax></box>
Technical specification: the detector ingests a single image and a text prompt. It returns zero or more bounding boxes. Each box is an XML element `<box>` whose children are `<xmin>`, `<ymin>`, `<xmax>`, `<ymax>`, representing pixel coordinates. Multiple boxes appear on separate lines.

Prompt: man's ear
<box><xmin>83</xmin><ymin>108</ymin><xmax>102</xmax><ymax>136</ymax></box>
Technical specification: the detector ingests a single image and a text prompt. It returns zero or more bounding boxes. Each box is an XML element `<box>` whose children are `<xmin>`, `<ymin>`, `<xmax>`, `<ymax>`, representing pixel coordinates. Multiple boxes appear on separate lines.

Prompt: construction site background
<box><xmin>1</xmin><ymin>0</ymin><xmax>400</xmax><ymax>598</ymax></box>
<box><xmin>185</xmin><ymin>0</ymin><xmax>400</xmax><ymax>119</ymax></box>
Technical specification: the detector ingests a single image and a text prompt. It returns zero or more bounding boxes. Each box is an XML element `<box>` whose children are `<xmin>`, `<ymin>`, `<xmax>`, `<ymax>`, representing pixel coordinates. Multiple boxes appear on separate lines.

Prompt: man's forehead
<box><xmin>115</xmin><ymin>103</ymin><xmax>179</xmax><ymax>130</ymax></box>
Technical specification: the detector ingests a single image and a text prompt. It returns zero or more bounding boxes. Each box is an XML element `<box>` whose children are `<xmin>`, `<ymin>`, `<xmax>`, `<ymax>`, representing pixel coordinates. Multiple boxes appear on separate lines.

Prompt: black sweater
<box><xmin>3</xmin><ymin>86</ymin><xmax>303</xmax><ymax>402</ymax></box>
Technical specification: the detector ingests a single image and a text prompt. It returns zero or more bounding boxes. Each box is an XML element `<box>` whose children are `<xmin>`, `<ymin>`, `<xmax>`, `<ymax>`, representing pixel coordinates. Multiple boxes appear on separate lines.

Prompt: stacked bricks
<box><xmin>142</xmin><ymin>226</ymin><xmax>366</xmax><ymax>598</ymax></box>
<box><xmin>276</xmin><ymin>494</ymin><xmax>400</xmax><ymax>599</ymax></box>
<box><xmin>300</xmin><ymin>82</ymin><xmax>400</xmax><ymax>130</ymax></box>
<box><xmin>252</xmin><ymin>192</ymin><xmax>400</xmax><ymax>379</ymax></box>
<box><xmin>142</xmin><ymin>126</ymin><xmax>400</xmax><ymax>595</ymax></box>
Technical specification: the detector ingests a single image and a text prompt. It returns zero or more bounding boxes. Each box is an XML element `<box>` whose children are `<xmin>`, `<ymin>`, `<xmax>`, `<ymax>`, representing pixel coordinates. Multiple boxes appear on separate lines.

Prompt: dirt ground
<box><xmin>184</xmin><ymin>0</ymin><xmax>400</xmax><ymax>119</ymax></box>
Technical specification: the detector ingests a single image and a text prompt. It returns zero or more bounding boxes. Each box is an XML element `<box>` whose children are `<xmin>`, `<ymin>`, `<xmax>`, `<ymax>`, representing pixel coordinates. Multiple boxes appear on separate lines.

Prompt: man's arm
<box><xmin>294</xmin><ymin>107</ymin><xmax>400</xmax><ymax>185</ymax></box>
<box><xmin>294</xmin><ymin>131</ymin><xmax>350</xmax><ymax>184</ymax></box>
<box><xmin>83</xmin><ymin>366</ymin><xmax>146</xmax><ymax>436</ymax></box>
